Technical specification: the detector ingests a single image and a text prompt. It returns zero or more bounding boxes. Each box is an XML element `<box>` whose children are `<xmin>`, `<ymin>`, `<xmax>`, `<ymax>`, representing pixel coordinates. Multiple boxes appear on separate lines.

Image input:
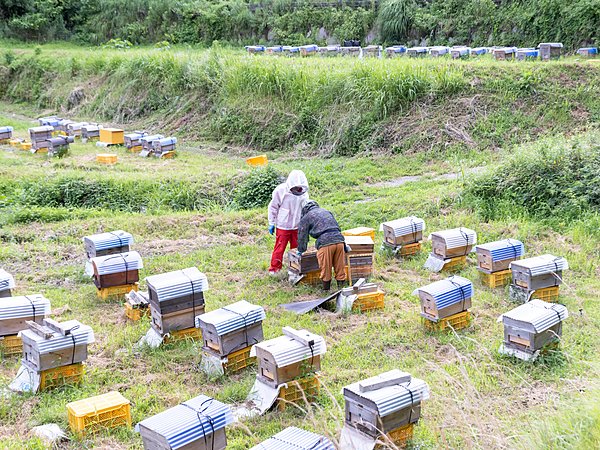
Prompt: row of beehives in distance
<box><xmin>246</xmin><ymin>43</ymin><xmax>598</xmax><ymax>60</ymax></box>
<box><xmin>0</xmin><ymin>116</ymin><xmax>177</xmax><ymax>159</ymax></box>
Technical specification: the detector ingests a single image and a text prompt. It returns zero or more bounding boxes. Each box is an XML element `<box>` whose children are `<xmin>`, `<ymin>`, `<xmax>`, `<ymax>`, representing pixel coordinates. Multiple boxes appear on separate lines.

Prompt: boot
<box><xmin>322</xmin><ymin>280</ymin><xmax>331</xmax><ymax>291</ymax></box>
<box><xmin>336</xmin><ymin>279</ymin><xmax>348</xmax><ymax>289</ymax></box>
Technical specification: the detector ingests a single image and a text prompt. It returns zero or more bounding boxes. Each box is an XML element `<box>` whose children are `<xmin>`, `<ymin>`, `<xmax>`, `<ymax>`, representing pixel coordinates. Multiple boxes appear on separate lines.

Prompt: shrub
<box><xmin>234</xmin><ymin>166</ymin><xmax>283</xmax><ymax>209</ymax></box>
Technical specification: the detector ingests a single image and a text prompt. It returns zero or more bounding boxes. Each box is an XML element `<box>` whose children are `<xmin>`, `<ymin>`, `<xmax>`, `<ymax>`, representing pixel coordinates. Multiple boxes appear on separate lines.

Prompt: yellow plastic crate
<box><xmin>277</xmin><ymin>373</ymin><xmax>320</xmax><ymax>411</ymax></box>
<box><xmin>40</xmin><ymin>362</ymin><xmax>84</xmax><ymax>391</ymax></box>
<box><xmin>127</xmin><ymin>145</ymin><xmax>142</xmax><ymax>153</ymax></box>
<box><xmin>160</xmin><ymin>150</ymin><xmax>176</xmax><ymax>159</ymax></box>
<box><xmin>531</xmin><ymin>286</ymin><xmax>560</xmax><ymax>302</ymax></box>
<box><xmin>399</xmin><ymin>242</ymin><xmax>421</xmax><ymax>257</ymax></box>
<box><xmin>0</xmin><ymin>138</ymin><xmax>9</xmax><ymax>145</ymax></box>
<box><xmin>124</xmin><ymin>302</ymin><xmax>149</xmax><ymax>321</ymax></box>
<box><xmin>342</xmin><ymin>227</ymin><xmax>376</xmax><ymax>241</ymax></box>
<box><xmin>97</xmin><ymin>283</ymin><xmax>138</xmax><ymax>301</ymax></box>
<box><xmin>67</xmin><ymin>391</ymin><xmax>131</xmax><ymax>436</ymax></box>
<box><xmin>376</xmin><ymin>423</ymin><xmax>414</xmax><ymax>449</ymax></box>
<box><xmin>20</xmin><ymin>142</ymin><xmax>32</xmax><ymax>151</ymax></box>
<box><xmin>246</xmin><ymin>154</ymin><xmax>268</xmax><ymax>167</ymax></box>
<box><xmin>352</xmin><ymin>290</ymin><xmax>385</xmax><ymax>313</ymax></box>
<box><xmin>9</xmin><ymin>138</ymin><xmax>23</xmax><ymax>147</ymax></box>
<box><xmin>163</xmin><ymin>327</ymin><xmax>202</xmax><ymax>344</ymax></box>
<box><xmin>298</xmin><ymin>269</ymin><xmax>322</xmax><ymax>286</ymax></box>
<box><xmin>479</xmin><ymin>269</ymin><xmax>512</xmax><ymax>288</ymax></box>
<box><xmin>0</xmin><ymin>334</ymin><xmax>22</xmax><ymax>357</ymax></box>
<box><xmin>223</xmin><ymin>346</ymin><xmax>255</xmax><ymax>373</ymax></box>
<box><xmin>423</xmin><ymin>310</ymin><xmax>472</xmax><ymax>332</ymax></box>
<box><xmin>442</xmin><ymin>255</ymin><xmax>467</xmax><ymax>271</ymax></box>
<box><xmin>99</xmin><ymin>128</ymin><xmax>124</xmax><ymax>145</ymax></box>
<box><xmin>96</xmin><ymin>153</ymin><xmax>118</xmax><ymax>164</ymax></box>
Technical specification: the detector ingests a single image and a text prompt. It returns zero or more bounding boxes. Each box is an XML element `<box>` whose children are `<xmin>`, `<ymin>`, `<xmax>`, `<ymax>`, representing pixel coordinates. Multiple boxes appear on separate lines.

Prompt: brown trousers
<box><xmin>317</xmin><ymin>243</ymin><xmax>347</xmax><ymax>282</ymax></box>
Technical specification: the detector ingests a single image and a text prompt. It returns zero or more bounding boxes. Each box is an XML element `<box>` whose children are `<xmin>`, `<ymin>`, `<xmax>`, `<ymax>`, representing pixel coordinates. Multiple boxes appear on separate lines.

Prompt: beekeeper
<box><xmin>267</xmin><ymin>170</ymin><xmax>309</xmax><ymax>274</ymax></box>
<box><xmin>297</xmin><ymin>200</ymin><xmax>347</xmax><ymax>291</ymax></box>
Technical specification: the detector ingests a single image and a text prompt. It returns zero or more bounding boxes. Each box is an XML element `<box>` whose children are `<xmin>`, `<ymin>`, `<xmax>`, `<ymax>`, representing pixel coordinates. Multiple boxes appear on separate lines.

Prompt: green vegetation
<box><xmin>1</xmin><ymin>43</ymin><xmax>598</xmax><ymax>156</ymax></box>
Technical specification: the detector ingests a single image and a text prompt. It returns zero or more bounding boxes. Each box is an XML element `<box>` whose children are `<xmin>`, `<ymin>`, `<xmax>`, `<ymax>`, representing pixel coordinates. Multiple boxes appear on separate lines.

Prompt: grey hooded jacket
<box><xmin>297</xmin><ymin>201</ymin><xmax>345</xmax><ymax>253</ymax></box>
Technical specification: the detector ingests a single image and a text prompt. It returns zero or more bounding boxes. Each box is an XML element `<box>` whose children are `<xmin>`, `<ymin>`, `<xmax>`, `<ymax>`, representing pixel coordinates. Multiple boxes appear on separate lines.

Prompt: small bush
<box><xmin>464</xmin><ymin>132</ymin><xmax>600</xmax><ymax>222</ymax></box>
<box><xmin>101</xmin><ymin>38</ymin><xmax>133</xmax><ymax>49</ymax></box>
<box><xmin>234</xmin><ymin>166</ymin><xmax>283</xmax><ymax>209</ymax></box>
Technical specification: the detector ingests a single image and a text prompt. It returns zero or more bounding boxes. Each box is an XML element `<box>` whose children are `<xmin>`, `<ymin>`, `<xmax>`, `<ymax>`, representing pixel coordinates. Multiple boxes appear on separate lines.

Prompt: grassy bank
<box><xmin>1</xmin><ymin>43</ymin><xmax>599</xmax><ymax>156</ymax></box>
<box><xmin>1</xmin><ymin>102</ymin><xmax>600</xmax><ymax>449</ymax></box>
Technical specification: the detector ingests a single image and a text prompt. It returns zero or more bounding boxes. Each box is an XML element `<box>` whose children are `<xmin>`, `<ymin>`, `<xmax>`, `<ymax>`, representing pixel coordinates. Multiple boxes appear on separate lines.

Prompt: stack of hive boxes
<box><xmin>509</xmin><ymin>254</ymin><xmax>568</xmax><ymax>303</ymax></box>
<box><xmin>426</xmin><ymin>227</ymin><xmax>477</xmax><ymax>271</ymax></box>
<box><xmin>451</xmin><ymin>46</ymin><xmax>471</xmax><ymax>59</ymax></box>
<box><xmin>152</xmin><ymin>137</ymin><xmax>177</xmax><ymax>158</ymax></box>
<box><xmin>288</xmin><ymin>248</ymin><xmax>320</xmax><ymax>285</ymax></box>
<box><xmin>385</xmin><ymin>46</ymin><xmax>407</xmax><ymax>57</ymax></box>
<box><xmin>493</xmin><ymin>47</ymin><xmax>517</xmax><ymax>60</ymax></box>
<box><xmin>67</xmin><ymin>391</ymin><xmax>131</xmax><ymax>436</ymax></box>
<box><xmin>46</xmin><ymin>135</ymin><xmax>74</xmax><ymax>157</ymax></box>
<box><xmin>56</xmin><ymin>119</ymin><xmax>74</xmax><ymax>135</ymax></box>
<box><xmin>476</xmin><ymin>239</ymin><xmax>524</xmax><ymax>288</ymax></box>
<box><xmin>124</xmin><ymin>131</ymin><xmax>147</xmax><ymax>152</ymax></box>
<box><xmin>0</xmin><ymin>294</ymin><xmax>51</xmax><ymax>358</ymax></box>
<box><xmin>146</xmin><ymin>267</ymin><xmax>208</xmax><ymax>339</ymax></box>
<box><xmin>81</xmin><ymin>124</ymin><xmax>102</xmax><ymax>143</ymax></box>
<box><xmin>138</xmin><ymin>394</ymin><xmax>234</xmax><ymax>450</ymax></box>
<box><xmin>381</xmin><ymin>216</ymin><xmax>425</xmax><ymax>257</ymax></box>
<box><xmin>516</xmin><ymin>48</ymin><xmax>539</xmax><ymax>60</ymax></box>
<box><xmin>415</xmin><ymin>276</ymin><xmax>474</xmax><ymax>331</ymax></box>
<box><xmin>66</xmin><ymin>122</ymin><xmax>89</xmax><ymax>138</ymax></box>
<box><xmin>196</xmin><ymin>300</ymin><xmax>265</xmax><ymax>375</ymax></box>
<box><xmin>38</xmin><ymin>116</ymin><xmax>61</xmax><ymax>128</ymax></box>
<box><xmin>251</xmin><ymin>427</ymin><xmax>335</xmax><ymax>449</ymax></box>
<box><xmin>344</xmin><ymin>235</ymin><xmax>375</xmax><ymax>283</ymax></box>
<box><xmin>539</xmin><ymin>42</ymin><xmax>563</xmax><ymax>60</ymax></box>
<box><xmin>407</xmin><ymin>46</ymin><xmax>429</xmax><ymax>57</ymax></box>
<box><xmin>251</xmin><ymin>327</ymin><xmax>326</xmax><ymax>411</ymax></box>
<box><xmin>429</xmin><ymin>46</ymin><xmax>449</xmax><ymax>57</ymax></box>
<box><xmin>340</xmin><ymin>370</ymin><xmax>430</xmax><ymax>448</ymax></box>
<box><xmin>362</xmin><ymin>45</ymin><xmax>382</xmax><ymax>57</ymax></box>
<box><xmin>577</xmin><ymin>47</ymin><xmax>598</xmax><ymax>57</ymax></box>
<box><xmin>498</xmin><ymin>299</ymin><xmax>568</xmax><ymax>361</ymax></box>
<box><xmin>90</xmin><ymin>251</ymin><xmax>143</xmax><ymax>299</ymax></box>
<box><xmin>0</xmin><ymin>268</ymin><xmax>15</xmax><ymax>298</ymax></box>
<box><xmin>338</xmin><ymin>279</ymin><xmax>385</xmax><ymax>313</ymax></box>
<box><xmin>139</xmin><ymin>134</ymin><xmax>164</xmax><ymax>157</ymax></box>
<box><xmin>14</xmin><ymin>318</ymin><xmax>94</xmax><ymax>392</ymax></box>
<box><xmin>28</xmin><ymin>125</ymin><xmax>54</xmax><ymax>153</ymax></box>
<box><xmin>0</xmin><ymin>126</ymin><xmax>13</xmax><ymax>143</ymax></box>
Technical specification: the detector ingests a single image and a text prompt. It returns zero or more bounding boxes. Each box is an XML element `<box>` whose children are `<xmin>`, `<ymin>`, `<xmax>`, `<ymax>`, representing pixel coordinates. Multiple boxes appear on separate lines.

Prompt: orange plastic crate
<box><xmin>423</xmin><ymin>310</ymin><xmax>472</xmax><ymax>332</ymax></box>
<box><xmin>124</xmin><ymin>302</ymin><xmax>149</xmax><ymax>321</ymax></box>
<box><xmin>246</xmin><ymin>154</ymin><xmax>268</xmax><ymax>167</ymax></box>
<box><xmin>352</xmin><ymin>290</ymin><xmax>385</xmax><ymax>313</ymax></box>
<box><xmin>40</xmin><ymin>362</ymin><xmax>84</xmax><ymax>391</ymax></box>
<box><xmin>277</xmin><ymin>373</ymin><xmax>320</xmax><ymax>411</ymax></box>
<box><xmin>164</xmin><ymin>327</ymin><xmax>202</xmax><ymax>344</ymax></box>
<box><xmin>0</xmin><ymin>334</ymin><xmax>22</xmax><ymax>357</ymax></box>
<box><xmin>99</xmin><ymin>128</ymin><xmax>124</xmax><ymax>145</ymax></box>
<box><xmin>376</xmin><ymin>423</ymin><xmax>415</xmax><ymax>449</ymax></box>
<box><xmin>97</xmin><ymin>283</ymin><xmax>138</xmax><ymax>301</ymax></box>
<box><xmin>531</xmin><ymin>286</ymin><xmax>560</xmax><ymax>302</ymax></box>
<box><xmin>67</xmin><ymin>391</ymin><xmax>131</xmax><ymax>436</ymax></box>
<box><xmin>223</xmin><ymin>346</ymin><xmax>255</xmax><ymax>373</ymax></box>
<box><xmin>479</xmin><ymin>269</ymin><xmax>512</xmax><ymax>288</ymax></box>
<box><xmin>342</xmin><ymin>227</ymin><xmax>376</xmax><ymax>241</ymax></box>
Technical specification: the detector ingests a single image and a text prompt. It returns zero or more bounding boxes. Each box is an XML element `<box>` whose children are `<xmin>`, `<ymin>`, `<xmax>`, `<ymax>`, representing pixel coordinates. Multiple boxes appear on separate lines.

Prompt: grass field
<box><xmin>1</xmin><ymin>88</ymin><xmax>600</xmax><ymax>450</ymax></box>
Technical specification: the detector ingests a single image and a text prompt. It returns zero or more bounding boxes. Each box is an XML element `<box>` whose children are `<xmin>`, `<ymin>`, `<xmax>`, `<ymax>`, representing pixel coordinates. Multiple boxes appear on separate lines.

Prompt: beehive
<box><xmin>362</xmin><ymin>45</ymin><xmax>381</xmax><ymax>57</ymax></box>
<box><xmin>516</xmin><ymin>48</ymin><xmax>539</xmax><ymax>60</ymax></box>
<box><xmin>124</xmin><ymin>131</ymin><xmax>147</xmax><ymax>149</ymax></box>
<box><xmin>47</xmin><ymin>136</ymin><xmax>74</xmax><ymax>157</ymax></box>
<box><xmin>300</xmin><ymin>44</ymin><xmax>318</xmax><ymax>56</ymax></box>
<box><xmin>196</xmin><ymin>300</ymin><xmax>265</xmax><ymax>357</ymax></box>
<box><xmin>151</xmin><ymin>137</ymin><xmax>177</xmax><ymax>157</ymax></box>
<box><xmin>407</xmin><ymin>47</ymin><xmax>429</xmax><ymax>57</ymax></box>
<box><xmin>0</xmin><ymin>126</ymin><xmax>13</xmax><ymax>141</ymax></box>
<box><xmin>96</xmin><ymin>153</ymin><xmax>118</xmax><ymax>164</ymax></box>
<box><xmin>66</xmin><ymin>122</ymin><xmax>88</xmax><ymax>137</ymax></box>
<box><xmin>67</xmin><ymin>391</ymin><xmax>131</xmax><ymax>436</ymax></box>
<box><xmin>415</xmin><ymin>275</ymin><xmax>473</xmax><ymax>321</ymax></box>
<box><xmin>253</xmin><ymin>327</ymin><xmax>326</xmax><ymax>388</ymax></box>
<box><xmin>38</xmin><ymin>116</ymin><xmax>61</xmax><ymax>127</ymax></box>
<box><xmin>382</xmin><ymin>216</ymin><xmax>425</xmax><ymax>246</ymax></box>
<box><xmin>318</xmin><ymin>45</ymin><xmax>341</xmax><ymax>57</ymax></box>
<box><xmin>245</xmin><ymin>45</ymin><xmax>266</xmax><ymax>54</ymax></box>
<box><xmin>539</xmin><ymin>42</ymin><xmax>563</xmax><ymax>60</ymax></box>
<box><xmin>139</xmin><ymin>134</ymin><xmax>165</xmax><ymax>157</ymax></box>
<box><xmin>0</xmin><ymin>294</ymin><xmax>51</xmax><ymax>337</ymax></box>
<box><xmin>81</xmin><ymin>124</ymin><xmax>101</xmax><ymax>141</ymax></box>
<box><xmin>343</xmin><ymin>370</ymin><xmax>429</xmax><ymax>438</ymax></box>
<box><xmin>250</xmin><ymin>426</ymin><xmax>334</xmax><ymax>450</ymax></box>
<box><xmin>28</xmin><ymin>125</ymin><xmax>53</xmax><ymax>150</ymax></box>
<box><xmin>510</xmin><ymin>254</ymin><xmax>568</xmax><ymax>290</ymax></box>
<box><xmin>577</xmin><ymin>47</ymin><xmax>598</xmax><ymax>57</ymax></box>
<box><xmin>385</xmin><ymin>46</ymin><xmax>407</xmax><ymax>57</ymax></box>
<box><xmin>476</xmin><ymin>239</ymin><xmax>524</xmax><ymax>273</ymax></box>
<box><xmin>430</xmin><ymin>227</ymin><xmax>477</xmax><ymax>259</ymax></box>
<box><xmin>91</xmin><ymin>251</ymin><xmax>143</xmax><ymax>289</ymax></box>
<box><xmin>246</xmin><ymin>154</ymin><xmax>268</xmax><ymax>167</ymax></box>
<box><xmin>429</xmin><ymin>46</ymin><xmax>449</xmax><ymax>57</ymax></box>
<box><xmin>493</xmin><ymin>47</ymin><xmax>517</xmax><ymax>60</ymax></box>
<box><xmin>451</xmin><ymin>47</ymin><xmax>470</xmax><ymax>59</ymax></box>
<box><xmin>138</xmin><ymin>394</ymin><xmax>233</xmax><ymax>450</ymax></box>
<box><xmin>99</xmin><ymin>128</ymin><xmax>124</xmax><ymax>145</ymax></box>
<box><xmin>83</xmin><ymin>230</ymin><xmax>133</xmax><ymax>259</ymax></box>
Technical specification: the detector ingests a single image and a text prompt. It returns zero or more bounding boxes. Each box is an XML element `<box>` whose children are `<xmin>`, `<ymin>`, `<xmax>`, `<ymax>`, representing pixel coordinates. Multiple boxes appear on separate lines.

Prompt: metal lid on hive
<box><xmin>498</xmin><ymin>299</ymin><xmax>568</xmax><ymax>333</ymax></box>
<box><xmin>83</xmin><ymin>230</ymin><xmax>134</xmax><ymax>251</ymax></box>
<box><xmin>381</xmin><ymin>216</ymin><xmax>426</xmax><ymax>236</ymax></box>
<box><xmin>195</xmin><ymin>300</ymin><xmax>265</xmax><ymax>336</ymax></box>
<box><xmin>0</xmin><ymin>294</ymin><xmax>51</xmax><ymax>320</ymax></box>
<box><xmin>250</xmin><ymin>427</ymin><xmax>335</xmax><ymax>450</ymax></box>
<box><xmin>146</xmin><ymin>267</ymin><xmax>208</xmax><ymax>302</ymax></box>
<box><xmin>251</xmin><ymin>327</ymin><xmax>326</xmax><ymax>367</ymax></box>
<box><xmin>476</xmin><ymin>239</ymin><xmax>524</xmax><ymax>262</ymax></box>
<box><xmin>429</xmin><ymin>227</ymin><xmax>477</xmax><ymax>249</ymax></box>
<box><xmin>413</xmin><ymin>276</ymin><xmax>473</xmax><ymax>309</ymax></box>
<box><xmin>509</xmin><ymin>254</ymin><xmax>568</xmax><ymax>276</ymax></box>
<box><xmin>138</xmin><ymin>394</ymin><xmax>233</xmax><ymax>449</ymax></box>
<box><xmin>343</xmin><ymin>370</ymin><xmax>430</xmax><ymax>418</ymax></box>
<box><xmin>91</xmin><ymin>251</ymin><xmax>143</xmax><ymax>275</ymax></box>
<box><xmin>20</xmin><ymin>319</ymin><xmax>95</xmax><ymax>354</ymax></box>
<box><xmin>0</xmin><ymin>269</ymin><xmax>15</xmax><ymax>291</ymax></box>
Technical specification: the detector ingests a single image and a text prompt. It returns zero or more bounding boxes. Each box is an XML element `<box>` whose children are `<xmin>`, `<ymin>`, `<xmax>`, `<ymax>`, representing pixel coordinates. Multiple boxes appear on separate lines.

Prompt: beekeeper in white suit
<box><xmin>267</xmin><ymin>170</ymin><xmax>309</xmax><ymax>274</ymax></box>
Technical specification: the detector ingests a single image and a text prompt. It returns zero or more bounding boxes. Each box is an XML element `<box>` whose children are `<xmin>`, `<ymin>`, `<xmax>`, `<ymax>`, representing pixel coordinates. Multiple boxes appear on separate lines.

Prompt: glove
<box><xmin>268</xmin><ymin>225</ymin><xmax>275</xmax><ymax>235</ymax></box>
